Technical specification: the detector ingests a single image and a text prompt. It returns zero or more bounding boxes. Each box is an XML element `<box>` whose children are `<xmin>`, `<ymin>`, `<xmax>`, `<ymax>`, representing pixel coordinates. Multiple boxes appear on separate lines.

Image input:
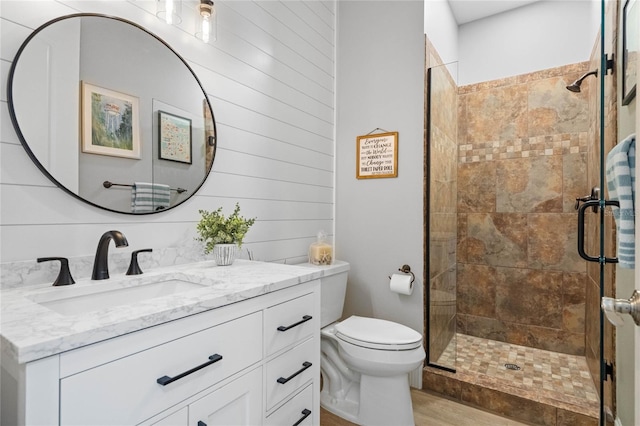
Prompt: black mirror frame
<box><xmin>6</xmin><ymin>13</ymin><xmax>217</xmax><ymax>215</ymax></box>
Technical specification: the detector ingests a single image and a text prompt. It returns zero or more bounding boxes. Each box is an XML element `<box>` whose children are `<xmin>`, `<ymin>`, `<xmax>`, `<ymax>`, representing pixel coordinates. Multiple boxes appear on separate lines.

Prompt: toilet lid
<box><xmin>334</xmin><ymin>316</ymin><xmax>422</xmax><ymax>350</ymax></box>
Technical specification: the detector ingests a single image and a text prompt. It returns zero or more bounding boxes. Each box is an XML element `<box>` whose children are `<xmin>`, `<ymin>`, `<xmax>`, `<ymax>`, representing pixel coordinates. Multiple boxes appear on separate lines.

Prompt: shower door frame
<box><xmin>424</xmin><ymin>64</ymin><xmax>457</xmax><ymax>373</ymax></box>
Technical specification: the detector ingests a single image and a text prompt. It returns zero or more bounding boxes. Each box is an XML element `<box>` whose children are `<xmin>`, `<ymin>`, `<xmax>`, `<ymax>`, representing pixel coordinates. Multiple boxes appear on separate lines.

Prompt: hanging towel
<box><xmin>605</xmin><ymin>134</ymin><xmax>636</xmax><ymax>268</ymax></box>
<box><xmin>131</xmin><ymin>182</ymin><xmax>171</xmax><ymax>213</ymax></box>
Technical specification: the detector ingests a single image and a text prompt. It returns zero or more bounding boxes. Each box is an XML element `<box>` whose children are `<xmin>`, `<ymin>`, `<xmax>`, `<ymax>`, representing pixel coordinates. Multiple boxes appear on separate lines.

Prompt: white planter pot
<box><xmin>212</xmin><ymin>244</ymin><xmax>239</xmax><ymax>266</ymax></box>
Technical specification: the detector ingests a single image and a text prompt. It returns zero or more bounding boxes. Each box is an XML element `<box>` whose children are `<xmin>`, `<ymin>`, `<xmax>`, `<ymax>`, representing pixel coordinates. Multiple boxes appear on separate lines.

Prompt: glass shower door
<box><xmin>425</xmin><ymin>62</ymin><xmax>458</xmax><ymax>371</ymax></box>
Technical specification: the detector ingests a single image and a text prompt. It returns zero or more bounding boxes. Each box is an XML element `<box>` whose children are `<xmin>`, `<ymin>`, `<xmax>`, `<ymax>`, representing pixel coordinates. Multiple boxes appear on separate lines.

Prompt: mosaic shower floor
<box><xmin>429</xmin><ymin>334</ymin><xmax>599</xmax><ymax>418</ymax></box>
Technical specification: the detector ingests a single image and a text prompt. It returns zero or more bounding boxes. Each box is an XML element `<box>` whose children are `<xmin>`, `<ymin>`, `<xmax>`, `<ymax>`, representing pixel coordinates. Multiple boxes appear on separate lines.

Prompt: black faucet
<box><xmin>92</xmin><ymin>230</ymin><xmax>129</xmax><ymax>280</ymax></box>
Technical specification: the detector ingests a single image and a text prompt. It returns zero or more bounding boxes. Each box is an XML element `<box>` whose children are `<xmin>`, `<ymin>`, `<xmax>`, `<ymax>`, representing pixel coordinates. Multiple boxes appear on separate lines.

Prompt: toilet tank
<box><xmin>297</xmin><ymin>261</ymin><xmax>349</xmax><ymax>327</ymax></box>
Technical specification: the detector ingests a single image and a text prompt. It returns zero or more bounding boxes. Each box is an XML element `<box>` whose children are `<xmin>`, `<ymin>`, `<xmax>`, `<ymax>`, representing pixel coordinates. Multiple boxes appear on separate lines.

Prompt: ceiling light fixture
<box><xmin>156</xmin><ymin>0</ymin><xmax>182</xmax><ymax>25</ymax></box>
<box><xmin>195</xmin><ymin>0</ymin><xmax>216</xmax><ymax>43</ymax></box>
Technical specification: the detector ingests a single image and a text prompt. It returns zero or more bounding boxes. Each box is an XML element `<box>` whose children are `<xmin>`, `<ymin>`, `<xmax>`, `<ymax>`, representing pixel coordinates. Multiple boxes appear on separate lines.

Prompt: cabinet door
<box><xmin>189</xmin><ymin>367</ymin><xmax>262</xmax><ymax>426</ymax></box>
<box><xmin>61</xmin><ymin>312</ymin><xmax>262</xmax><ymax>425</ymax></box>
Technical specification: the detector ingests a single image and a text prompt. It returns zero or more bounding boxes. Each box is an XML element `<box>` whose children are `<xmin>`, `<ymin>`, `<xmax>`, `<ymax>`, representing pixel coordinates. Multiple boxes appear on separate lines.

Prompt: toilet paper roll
<box><xmin>390</xmin><ymin>273</ymin><xmax>413</xmax><ymax>295</ymax></box>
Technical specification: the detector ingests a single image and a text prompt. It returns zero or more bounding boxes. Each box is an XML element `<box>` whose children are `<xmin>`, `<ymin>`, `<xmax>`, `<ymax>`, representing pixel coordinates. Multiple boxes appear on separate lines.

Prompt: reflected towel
<box><xmin>606</xmin><ymin>134</ymin><xmax>636</xmax><ymax>268</ymax></box>
<box><xmin>131</xmin><ymin>182</ymin><xmax>171</xmax><ymax>213</ymax></box>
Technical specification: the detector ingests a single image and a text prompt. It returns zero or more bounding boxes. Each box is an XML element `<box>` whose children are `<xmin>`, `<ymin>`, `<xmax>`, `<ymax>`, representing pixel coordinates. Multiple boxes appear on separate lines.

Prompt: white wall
<box><xmin>335</xmin><ymin>1</ymin><xmax>425</xmax><ymax>335</ymax></box>
<box><xmin>0</xmin><ymin>0</ymin><xmax>335</xmax><ymax>284</ymax></box>
<box><xmin>424</xmin><ymin>0</ymin><xmax>458</xmax><ymax>67</ymax></box>
<box><xmin>457</xmin><ymin>0</ymin><xmax>599</xmax><ymax>85</ymax></box>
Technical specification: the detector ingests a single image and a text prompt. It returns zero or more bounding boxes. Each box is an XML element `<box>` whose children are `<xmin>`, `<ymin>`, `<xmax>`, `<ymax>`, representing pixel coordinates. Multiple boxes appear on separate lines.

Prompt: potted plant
<box><xmin>196</xmin><ymin>203</ymin><xmax>256</xmax><ymax>265</ymax></box>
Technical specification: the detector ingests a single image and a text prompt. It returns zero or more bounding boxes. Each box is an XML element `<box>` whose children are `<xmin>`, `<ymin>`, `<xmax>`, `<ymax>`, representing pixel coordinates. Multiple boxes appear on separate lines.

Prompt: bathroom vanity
<box><xmin>0</xmin><ymin>260</ymin><xmax>321</xmax><ymax>426</ymax></box>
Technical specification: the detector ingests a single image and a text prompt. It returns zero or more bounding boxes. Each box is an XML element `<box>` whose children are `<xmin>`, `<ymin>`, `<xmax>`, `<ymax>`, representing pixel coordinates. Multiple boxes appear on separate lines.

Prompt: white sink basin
<box><xmin>30</xmin><ymin>279</ymin><xmax>206</xmax><ymax>315</ymax></box>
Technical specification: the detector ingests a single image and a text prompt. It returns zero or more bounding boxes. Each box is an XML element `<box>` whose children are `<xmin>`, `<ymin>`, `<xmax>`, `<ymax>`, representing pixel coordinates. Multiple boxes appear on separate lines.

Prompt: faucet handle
<box><xmin>126</xmin><ymin>249</ymin><xmax>153</xmax><ymax>275</ymax></box>
<box><xmin>37</xmin><ymin>257</ymin><xmax>75</xmax><ymax>286</ymax></box>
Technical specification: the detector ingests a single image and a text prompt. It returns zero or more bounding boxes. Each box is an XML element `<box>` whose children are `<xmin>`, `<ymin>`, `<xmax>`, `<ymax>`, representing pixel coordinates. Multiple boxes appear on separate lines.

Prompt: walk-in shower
<box><xmin>424</xmin><ymin>50</ymin><xmax>602</xmax><ymax>424</ymax></box>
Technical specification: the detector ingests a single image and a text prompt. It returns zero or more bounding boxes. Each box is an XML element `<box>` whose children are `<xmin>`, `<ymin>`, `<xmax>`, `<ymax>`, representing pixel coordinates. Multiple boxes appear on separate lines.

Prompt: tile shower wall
<box><xmin>456</xmin><ymin>63</ymin><xmax>592</xmax><ymax>356</ymax></box>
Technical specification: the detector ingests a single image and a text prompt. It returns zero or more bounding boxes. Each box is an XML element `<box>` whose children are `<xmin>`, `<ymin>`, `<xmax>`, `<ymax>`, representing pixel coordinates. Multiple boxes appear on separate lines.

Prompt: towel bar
<box><xmin>103</xmin><ymin>180</ymin><xmax>187</xmax><ymax>194</ymax></box>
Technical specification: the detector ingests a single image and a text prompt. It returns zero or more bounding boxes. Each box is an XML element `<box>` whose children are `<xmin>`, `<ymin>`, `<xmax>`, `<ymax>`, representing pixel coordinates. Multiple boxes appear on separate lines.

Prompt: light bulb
<box><xmin>156</xmin><ymin>0</ymin><xmax>182</xmax><ymax>25</ymax></box>
<box><xmin>196</xmin><ymin>0</ymin><xmax>215</xmax><ymax>43</ymax></box>
<box><xmin>201</xmin><ymin>15</ymin><xmax>210</xmax><ymax>43</ymax></box>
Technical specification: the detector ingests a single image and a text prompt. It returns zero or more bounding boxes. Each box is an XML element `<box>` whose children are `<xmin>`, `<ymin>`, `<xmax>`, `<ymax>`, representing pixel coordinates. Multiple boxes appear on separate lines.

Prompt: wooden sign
<box><xmin>356</xmin><ymin>131</ymin><xmax>398</xmax><ymax>179</ymax></box>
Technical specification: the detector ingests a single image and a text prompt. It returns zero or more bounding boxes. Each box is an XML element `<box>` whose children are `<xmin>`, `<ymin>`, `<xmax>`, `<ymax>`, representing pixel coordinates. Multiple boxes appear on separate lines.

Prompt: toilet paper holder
<box><xmin>389</xmin><ymin>264</ymin><xmax>415</xmax><ymax>284</ymax></box>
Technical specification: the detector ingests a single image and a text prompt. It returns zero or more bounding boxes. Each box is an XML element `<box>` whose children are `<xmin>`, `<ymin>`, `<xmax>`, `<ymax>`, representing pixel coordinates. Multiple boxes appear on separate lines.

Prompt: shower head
<box><xmin>566</xmin><ymin>70</ymin><xmax>598</xmax><ymax>92</ymax></box>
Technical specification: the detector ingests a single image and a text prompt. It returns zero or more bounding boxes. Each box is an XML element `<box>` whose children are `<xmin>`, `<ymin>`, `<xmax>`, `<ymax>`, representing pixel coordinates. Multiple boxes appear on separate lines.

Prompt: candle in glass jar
<box><xmin>309</xmin><ymin>242</ymin><xmax>333</xmax><ymax>265</ymax></box>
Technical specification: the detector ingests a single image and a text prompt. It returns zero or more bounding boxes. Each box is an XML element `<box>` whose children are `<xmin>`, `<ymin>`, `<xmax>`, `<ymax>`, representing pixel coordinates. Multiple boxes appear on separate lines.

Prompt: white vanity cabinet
<box><xmin>1</xmin><ymin>279</ymin><xmax>320</xmax><ymax>426</ymax></box>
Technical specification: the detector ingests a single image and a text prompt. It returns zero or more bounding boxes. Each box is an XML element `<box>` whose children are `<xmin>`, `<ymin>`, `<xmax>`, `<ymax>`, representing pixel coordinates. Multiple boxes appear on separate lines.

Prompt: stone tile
<box><xmin>457</xmin><ymin>264</ymin><xmax>496</xmax><ymax>318</ymax></box>
<box><xmin>429</xmin><ymin>64</ymin><xmax>458</xmax><ymax>139</ymax></box>
<box><xmin>460</xmin><ymin>84</ymin><xmax>528</xmax><ymax>143</ymax></box>
<box><xmin>504</xmin><ymin>324</ymin><xmax>585</xmax><ymax>355</ymax></box>
<box><xmin>528</xmin><ymin>213</ymin><xmax>585</xmax><ymax>272</ymax></box>
<box><xmin>457</xmin><ymin>214</ymin><xmax>468</xmax><ymax>263</ymax></box>
<box><xmin>563</xmin><ymin>273</ymin><xmax>587</xmax><ymax>334</ymax></box>
<box><xmin>464</xmin><ymin>315</ymin><xmax>508</xmax><ymax>342</ymax></box>
<box><xmin>496</xmin><ymin>156</ymin><xmax>563</xmax><ymax>213</ymax></box>
<box><xmin>457</xmin><ymin>161</ymin><xmax>496</xmax><ymax>213</ymax></box>
<box><xmin>557</xmin><ymin>409</ymin><xmax>598</xmax><ymax>426</ymax></box>
<box><xmin>422</xmin><ymin>369</ymin><xmax>462</xmax><ymax>400</ymax></box>
<box><xmin>467</xmin><ymin>213</ymin><xmax>528</xmax><ymax>268</ymax></box>
<box><xmin>495</xmin><ymin>267</ymin><xmax>563</xmax><ymax>328</ymax></box>
<box><xmin>460</xmin><ymin>383</ymin><xmax>557</xmax><ymax>426</ymax></box>
<box><xmin>563</xmin><ymin>153</ymin><xmax>588</xmax><ymax>213</ymax></box>
<box><xmin>528</xmin><ymin>76</ymin><xmax>590</xmax><ymax>136</ymax></box>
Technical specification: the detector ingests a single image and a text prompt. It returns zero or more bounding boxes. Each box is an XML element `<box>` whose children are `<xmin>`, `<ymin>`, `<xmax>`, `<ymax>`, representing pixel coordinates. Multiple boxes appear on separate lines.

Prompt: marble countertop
<box><xmin>0</xmin><ymin>260</ymin><xmax>345</xmax><ymax>365</ymax></box>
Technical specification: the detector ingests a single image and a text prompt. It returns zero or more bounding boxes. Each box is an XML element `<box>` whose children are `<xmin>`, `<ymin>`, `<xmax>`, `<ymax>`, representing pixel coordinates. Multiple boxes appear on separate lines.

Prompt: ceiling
<box><xmin>447</xmin><ymin>0</ymin><xmax>542</xmax><ymax>24</ymax></box>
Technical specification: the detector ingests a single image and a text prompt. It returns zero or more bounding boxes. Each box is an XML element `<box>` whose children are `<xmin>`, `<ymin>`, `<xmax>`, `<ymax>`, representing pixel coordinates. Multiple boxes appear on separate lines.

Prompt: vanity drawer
<box><xmin>266</xmin><ymin>337</ymin><xmax>317</xmax><ymax>410</ymax></box>
<box><xmin>265</xmin><ymin>292</ymin><xmax>316</xmax><ymax>356</ymax></box>
<box><xmin>265</xmin><ymin>384</ymin><xmax>313</xmax><ymax>426</ymax></box>
<box><xmin>60</xmin><ymin>311</ymin><xmax>262</xmax><ymax>426</ymax></box>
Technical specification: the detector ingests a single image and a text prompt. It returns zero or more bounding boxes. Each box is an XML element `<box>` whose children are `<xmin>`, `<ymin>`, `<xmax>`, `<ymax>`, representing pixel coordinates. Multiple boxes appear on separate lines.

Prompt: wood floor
<box><xmin>320</xmin><ymin>389</ymin><xmax>528</xmax><ymax>426</ymax></box>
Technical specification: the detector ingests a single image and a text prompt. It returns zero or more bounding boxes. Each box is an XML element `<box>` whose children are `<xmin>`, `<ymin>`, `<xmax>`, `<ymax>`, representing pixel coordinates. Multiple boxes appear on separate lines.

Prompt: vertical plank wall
<box><xmin>0</xmin><ymin>0</ymin><xmax>335</xmax><ymax>280</ymax></box>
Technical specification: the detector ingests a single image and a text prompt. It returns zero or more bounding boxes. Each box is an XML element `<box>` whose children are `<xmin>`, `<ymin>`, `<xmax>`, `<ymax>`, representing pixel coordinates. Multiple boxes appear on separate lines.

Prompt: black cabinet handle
<box><xmin>156</xmin><ymin>354</ymin><xmax>222</xmax><ymax>386</ymax></box>
<box><xmin>577</xmin><ymin>200</ymin><xmax>619</xmax><ymax>263</ymax></box>
<box><xmin>292</xmin><ymin>408</ymin><xmax>312</xmax><ymax>426</ymax></box>
<box><xmin>277</xmin><ymin>361</ymin><xmax>312</xmax><ymax>384</ymax></box>
<box><xmin>277</xmin><ymin>315</ymin><xmax>313</xmax><ymax>332</ymax></box>
<box><xmin>197</xmin><ymin>422</ymin><xmax>207</xmax><ymax>426</ymax></box>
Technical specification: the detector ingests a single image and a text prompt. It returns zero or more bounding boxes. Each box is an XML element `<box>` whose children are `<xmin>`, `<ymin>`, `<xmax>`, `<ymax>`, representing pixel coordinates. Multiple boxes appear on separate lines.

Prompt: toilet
<box><xmin>299</xmin><ymin>261</ymin><xmax>425</xmax><ymax>426</ymax></box>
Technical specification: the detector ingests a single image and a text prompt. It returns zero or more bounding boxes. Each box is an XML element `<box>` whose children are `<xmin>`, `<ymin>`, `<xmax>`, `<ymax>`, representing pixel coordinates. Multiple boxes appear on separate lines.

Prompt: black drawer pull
<box><xmin>277</xmin><ymin>315</ymin><xmax>313</xmax><ymax>332</ymax></box>
<box><xmin>197</xmin><ymin>422</ymin><xmax>207</xmax><ymax>426</ymax></box>
<box><xmin>277</xmin><ymin>361</ymin><xmax>312</xmax><ymax>384</ymax></box>
<box><xmin>156</xmin><ymin>354</ymin><xmax>223</xmax><ymax>386</ymax></box>
<box><xmin>292</xmin><ymin>408</ymin><xmax>312</xmax><ymax>426</ymax></box>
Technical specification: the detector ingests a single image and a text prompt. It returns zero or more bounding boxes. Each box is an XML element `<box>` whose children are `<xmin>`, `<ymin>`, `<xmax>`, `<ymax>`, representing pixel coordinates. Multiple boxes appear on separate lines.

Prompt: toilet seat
<box><xmin>334</xmin><ymin>316</ymin><xmax>422</xmax><ymax>350</ymax></box>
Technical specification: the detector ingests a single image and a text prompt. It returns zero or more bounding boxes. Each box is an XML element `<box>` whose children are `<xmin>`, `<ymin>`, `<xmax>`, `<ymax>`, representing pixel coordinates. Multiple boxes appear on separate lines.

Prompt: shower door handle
<box><xmin>577</xmin><ymin>199</ymin><xmax>619</xmax><ymax>263</ymax></box>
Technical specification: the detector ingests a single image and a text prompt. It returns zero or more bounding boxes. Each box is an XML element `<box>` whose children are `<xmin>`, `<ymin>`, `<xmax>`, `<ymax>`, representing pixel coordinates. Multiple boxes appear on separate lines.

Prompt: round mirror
<box><xmin>8</xmin><ymin>14</ymin><xmax>216</xmax><ymax>214</ymax></box>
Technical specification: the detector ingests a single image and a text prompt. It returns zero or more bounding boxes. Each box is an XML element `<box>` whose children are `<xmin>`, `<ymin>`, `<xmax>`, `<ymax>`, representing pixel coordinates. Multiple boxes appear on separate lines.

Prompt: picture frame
<box><xmin>622</xmin><ymin>0</ymin><xmax>637</xmax><ymax>106</ymax></box>
<box><xmin>81</xmin><ymin>82</ymin><xmax>141</xmax><ymax>159</ymax></box>
<box><xmin>356</xmin><ymin>131</ymin><xmax>398</xmax><ymax>179</ymax></box>
<box><xmin>158</xmin><ymin>110</ymin><xmax>192</xmax><ymax>164</ymax></box>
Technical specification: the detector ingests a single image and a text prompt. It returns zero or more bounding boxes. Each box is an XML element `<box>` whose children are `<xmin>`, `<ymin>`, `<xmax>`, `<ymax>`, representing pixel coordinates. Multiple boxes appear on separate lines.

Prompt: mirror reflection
<box><xmin>8</xmin><ymin>14</ymin><xmax>216</xmax><ymax>214</ymax></box>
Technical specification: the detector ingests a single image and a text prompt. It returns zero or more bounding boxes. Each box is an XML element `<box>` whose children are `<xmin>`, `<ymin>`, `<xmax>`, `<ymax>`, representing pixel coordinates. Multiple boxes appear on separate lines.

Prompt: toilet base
<box><xmin>320</xmin><ymin>373</ymin><xmax>415</xmax><ymax>426</ymax></box>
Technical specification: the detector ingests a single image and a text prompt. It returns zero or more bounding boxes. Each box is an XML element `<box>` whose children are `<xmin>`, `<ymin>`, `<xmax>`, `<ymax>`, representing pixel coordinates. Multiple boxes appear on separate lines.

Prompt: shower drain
<box><xmin>504</xmin><ymin>363</ymin><xmax>521</xmax><ymax>371</ymax></box>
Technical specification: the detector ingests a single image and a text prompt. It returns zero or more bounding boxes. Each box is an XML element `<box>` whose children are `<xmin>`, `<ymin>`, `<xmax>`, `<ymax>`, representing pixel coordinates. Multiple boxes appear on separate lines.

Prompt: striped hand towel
<box><xmin>606</xmin><ymin>134</ymin><xmax>636</xmax><ymax>268</ymax></box>
<box><xmin>131</xmin><ymin>182</ymin><xmax>171</xmax><ymax>213</ymax></box>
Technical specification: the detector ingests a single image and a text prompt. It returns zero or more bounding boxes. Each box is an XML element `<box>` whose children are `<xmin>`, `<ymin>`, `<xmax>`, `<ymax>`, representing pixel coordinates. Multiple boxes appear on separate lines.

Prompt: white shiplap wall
<box><xmin>0</xmin><ymin>0</ymin><xmax>335</xmax><ymax>282</ymax></box>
